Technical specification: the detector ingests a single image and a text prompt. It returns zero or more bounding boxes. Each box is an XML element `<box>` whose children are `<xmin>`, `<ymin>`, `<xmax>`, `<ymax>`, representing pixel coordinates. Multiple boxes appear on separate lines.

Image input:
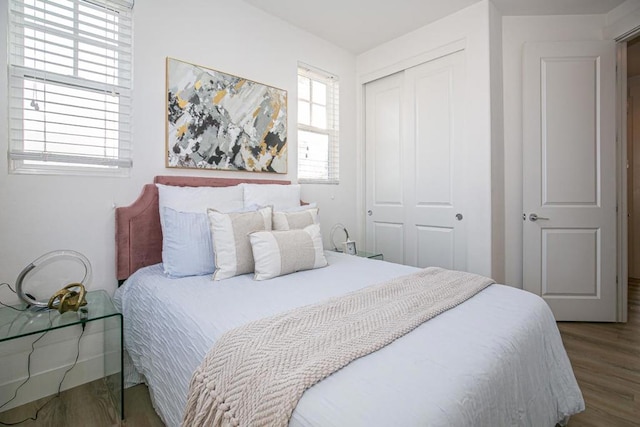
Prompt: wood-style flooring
<box><xmin>560</xmin><ymin>279</ymin><xmax>640</xmax><ymax>426</ymax></box>
<box><xmin>2</xmin><ymin>283</ymin><xmax>639</xmax><ymax>426</ymax></box>
<box><xmin>0</xmin><ymin>379</ymin><xmax>163</xmax><ymax>426</ymax></box>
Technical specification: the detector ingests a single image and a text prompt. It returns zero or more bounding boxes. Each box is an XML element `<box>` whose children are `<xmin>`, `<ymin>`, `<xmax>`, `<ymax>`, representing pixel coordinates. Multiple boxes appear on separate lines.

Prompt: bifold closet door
<box><xmin>365</xmin><ymin>50</ymin><xmax>467</xmax><ymax>270</ymax></box>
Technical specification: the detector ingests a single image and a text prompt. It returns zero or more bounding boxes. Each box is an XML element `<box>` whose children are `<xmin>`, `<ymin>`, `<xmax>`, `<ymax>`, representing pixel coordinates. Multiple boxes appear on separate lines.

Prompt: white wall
<box><xmin>489</xmin><ymin>1</ymin><xmax>505</xmax><ymax>283</ymax></box>
<box><xmin>0</xmin><ymin>0</ymin><xmax>356</xmax><ymax>407</ymax></box>
<box><xmin>356</xmin><ymin>0</ymin><xmax>499</xmax><ymax>278</ymax></box>
<box><xmin>0</xmin><ymin>0</ymin><xmax>357</xmax><ymax>303</ymax></box>
<box><xmin>502</xmin><ymin>14</ymin><xmax>606</xmax><ymax>287</ymax></box>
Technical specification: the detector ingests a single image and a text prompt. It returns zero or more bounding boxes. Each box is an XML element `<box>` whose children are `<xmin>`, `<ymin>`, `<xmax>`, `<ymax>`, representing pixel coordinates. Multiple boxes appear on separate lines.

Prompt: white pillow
<box><xmin>207</xmin><ymin>206</ymin><xmax>272</xmax><ymax>280</ymax></box>
<box><xmin>240</xmin><ymin>183</ymin><xmax>301</xmax><ymax>211</ymax></box>
<box><xmin>156</xmin><ymin>184</ymin><xmax>244</xmax><ymax>230</ymax></box>
<box><xmin>161</xmin><ymin>204</ymin><xmax>261</xmax><ymax>278</ymax></box>
<box><xmin>272</xmin><ymin>208</ymin><xmax>319</xmax><ymax>231</ymax></box>
<box><xmin>250</xmin><ymin>224</ymin><xmax>327</xmax><ymax>280</ymax></box>
<box><xmin>278</xmin><ymin>202</ymin><xmax>317</xmax><ymax>212</ymax></box>
<box><xmin>161</xmin><ymin>208</ymin><xmax>215</xmax><ymax>278</ymax></box>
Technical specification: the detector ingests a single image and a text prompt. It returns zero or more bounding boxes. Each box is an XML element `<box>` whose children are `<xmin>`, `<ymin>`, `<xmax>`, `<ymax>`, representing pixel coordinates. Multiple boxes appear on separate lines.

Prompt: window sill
<box><xmin>10</xmin><ymin>163</ymin><xmax>131</xmax><ymax>178</ymax></box>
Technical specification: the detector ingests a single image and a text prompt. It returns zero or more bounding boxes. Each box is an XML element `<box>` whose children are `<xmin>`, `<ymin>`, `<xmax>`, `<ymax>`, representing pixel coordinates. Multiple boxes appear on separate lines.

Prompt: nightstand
<box><xmin>355</xmin><ymin>250</ymin><xmax>384</xmax><ymax>260</ymax></box>
<box><xmin>334</xmin><ymin>249</ymin><xmax>384</xmax><ymax>260</ymax></box>
<box><xmin>0</xmin><ymin>290</ymin><xmax>123</xmax><ymax>420</ymax></box>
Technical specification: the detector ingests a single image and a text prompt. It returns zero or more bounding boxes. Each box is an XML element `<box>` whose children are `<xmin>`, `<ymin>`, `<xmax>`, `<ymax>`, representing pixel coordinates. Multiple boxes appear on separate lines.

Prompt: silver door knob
<box><xmin>455</xmin><ymin>213</ymin><xmax>463</xmax><ymax>221</ymax></box>
<box><xmin>367</xmin><ymin>210</ymin><xmax>373</xmax><ymax>216</ymax></box>
<box><xmin>529</xmin><ymin>213</ymin><xmax>549</xmax><ymax>222</ymax></box>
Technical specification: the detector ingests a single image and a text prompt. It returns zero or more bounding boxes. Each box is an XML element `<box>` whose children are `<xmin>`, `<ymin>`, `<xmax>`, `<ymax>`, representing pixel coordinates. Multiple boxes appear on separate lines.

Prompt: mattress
<box><xmin>113</xmin><ymin>251</ymin><xmax>584</xmax><ymax>427</ymax></box>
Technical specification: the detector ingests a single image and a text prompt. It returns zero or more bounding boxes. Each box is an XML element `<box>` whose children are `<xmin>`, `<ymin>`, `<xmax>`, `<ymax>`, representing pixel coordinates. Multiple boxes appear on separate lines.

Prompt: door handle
<box><xmin>455</xmin><ymin>213</ymin><xmax>463</xmax><ymax>221</ymax></box>
<box><xmin>367</xmin><ymin>210</ymin><xmax>373</xmax><ymax>216</ymax></box>
<box><xmin>529</xmin><ymin>213</ymin><xmax>549</xmax><ymax>222</ymax></box>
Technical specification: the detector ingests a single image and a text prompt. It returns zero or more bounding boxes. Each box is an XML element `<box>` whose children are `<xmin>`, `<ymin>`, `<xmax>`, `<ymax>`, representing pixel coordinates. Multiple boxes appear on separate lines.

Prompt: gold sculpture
<box><xmin>47</xmin><ymin>283</ymin><xmax>88</xmax><ymax>314</ymax></box>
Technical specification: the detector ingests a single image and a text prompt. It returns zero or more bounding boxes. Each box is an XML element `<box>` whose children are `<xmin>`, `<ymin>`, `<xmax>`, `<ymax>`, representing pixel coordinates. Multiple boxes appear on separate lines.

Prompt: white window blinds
<box><xmin>297</xmin><ymin>64</ymin><xmax>339</xmax><ymax>184</ymax></box>
<box><xmin>8</xmin><ymin>0</ymin><xmax>133</xmax><ymax>174</ymax></box>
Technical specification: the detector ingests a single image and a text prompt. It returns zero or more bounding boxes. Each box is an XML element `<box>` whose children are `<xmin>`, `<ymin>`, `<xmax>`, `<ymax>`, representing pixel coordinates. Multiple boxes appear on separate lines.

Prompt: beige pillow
<box><xmin>272</xmin><ymin>208</ymin><xmax>319</xmax><ymax>231</ymax></box>
<box><xmin>249</xmin><ymin>224</ymin><xmax>327</xmax><ymax>280</ymax></box>
<box><xmin>207</xmin><ymin>206</ymin><xmax>272</xmax><ymax>280</ymax></box>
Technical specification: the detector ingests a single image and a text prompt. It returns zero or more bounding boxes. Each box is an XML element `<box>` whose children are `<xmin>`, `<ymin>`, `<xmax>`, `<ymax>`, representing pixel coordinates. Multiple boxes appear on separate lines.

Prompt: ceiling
<box><xmin>242</xmin><ymin>0</ymin><xmax>627</xmax><ymax>53</ymax></box>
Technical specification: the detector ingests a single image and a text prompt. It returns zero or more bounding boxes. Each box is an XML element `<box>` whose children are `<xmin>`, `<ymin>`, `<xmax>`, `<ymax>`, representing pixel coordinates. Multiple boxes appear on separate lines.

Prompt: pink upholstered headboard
<box><xmin>115</xmin><ymin>175</ymin><xmax>290</xmax><ymax>282</ymax></box>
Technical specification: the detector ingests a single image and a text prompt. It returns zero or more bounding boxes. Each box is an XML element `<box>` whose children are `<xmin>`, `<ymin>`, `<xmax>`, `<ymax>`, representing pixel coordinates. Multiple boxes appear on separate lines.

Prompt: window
<box><xmin>297</xmin><ymin>64</ymin><xmax>339</xmax><ymax>183</ymax></box>
<box><xmin>8</xmin><ymin>0</ymin><xmax>133</xmax><ymax>175</ymax></box>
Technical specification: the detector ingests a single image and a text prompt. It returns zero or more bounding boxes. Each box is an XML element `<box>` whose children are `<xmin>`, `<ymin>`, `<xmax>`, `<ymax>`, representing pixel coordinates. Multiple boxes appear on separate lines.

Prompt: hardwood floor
<box><xmin>2</xmin><ymin>285</ymin><xmax>639</xmax><ymax>426</ymax></box>
<box><xmin>120</xmin><ymin>384</ymin><xmax>164</xmax><ymax>427</ymax></box>
<box><xmin>0</xmin><ymin>380</ymin><xmax>163</xmax><ymax>426</ymax></box>
<box><xmin>558</xmin><ymin>279</ymin><xmax>640</xmax><ymax>426</ymax></box>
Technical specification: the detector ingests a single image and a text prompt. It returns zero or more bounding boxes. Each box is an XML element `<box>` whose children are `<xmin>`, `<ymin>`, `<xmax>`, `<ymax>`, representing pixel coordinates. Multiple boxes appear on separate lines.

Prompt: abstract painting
<box><xmin>166</xmin><ymin>57</ymin><xmax>287</xmax><ymax>173</ymax></box>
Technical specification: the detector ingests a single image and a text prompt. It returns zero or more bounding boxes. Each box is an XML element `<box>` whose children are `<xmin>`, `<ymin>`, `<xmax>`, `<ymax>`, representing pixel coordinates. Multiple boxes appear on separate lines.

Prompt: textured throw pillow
<box><xmin>156</xmin><ymin>184</ymin><xmax>244</xmax><ymax>230</ymax></box>
<box><xmin>250</xmin><ymin>224</ymin><xmax>328</xmax><ymax>280</ymax></box>
<box><xmin>161</xmin><ymin>204</ymin><xmax>262</xmax><ymax>278</ymax></box>
<box><xmin>272</xmin><ymin>208</ymin><xmax>320</xmax><ymax>231</ymax></box>
<box><xmin>161</xmin><ymin>208</ymin><xmax>215</xmax><ymax>278</ymax></box>
<box><xmin>240</xmin><ymin>183</ymin><xmax>301</xmax><ymax>211</ymax></box>
<box><xmin>208</xmin><ymin>206</ymin><xmax>273</xmax><ymax>280</ymax></box>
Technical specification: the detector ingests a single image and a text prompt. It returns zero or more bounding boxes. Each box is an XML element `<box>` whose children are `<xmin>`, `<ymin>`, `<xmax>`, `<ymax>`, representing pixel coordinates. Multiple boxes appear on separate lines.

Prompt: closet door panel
<box><xmin>365</xmin><ymin>72</ymin><xmax>406</xmax><ymax>261</ymax></box>
<box><xmin>405</xmin><ymin>50</ymin><xmax>466</xmax><ymax>269</ymax></box>
<box><xmin>414</xmin><ymin>68</ymin><xmax>453</xmax><ymax>206</ymax></box>
<box><xmin>365</xmin><ymin>50</ymin><xmax>466</xmax><ymax>270</ymax></box>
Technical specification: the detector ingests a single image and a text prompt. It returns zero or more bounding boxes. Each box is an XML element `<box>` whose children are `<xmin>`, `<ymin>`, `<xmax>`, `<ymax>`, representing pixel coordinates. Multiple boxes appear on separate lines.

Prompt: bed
<box><xmin>113</xmin><ymin>176</ymin><xmax>584</xmax><ymax>427</ymax></box>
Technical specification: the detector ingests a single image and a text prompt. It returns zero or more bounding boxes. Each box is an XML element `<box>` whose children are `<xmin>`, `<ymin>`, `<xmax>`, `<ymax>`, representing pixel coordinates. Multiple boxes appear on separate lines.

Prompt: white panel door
<box><xmin>365</xmin><ymin>51</ymin><xmax>466</xmax><ymax>270</ymax></box>
<box><xmin>523</xmin><ymin>41</ymin><xmax>617</xmax><ymax>321</ymax></box>
<box><xmin>365</xmin><ymin>72</ymin><xmax>405</xmax><ymax>264</ymax></box>
<box><xmin>405</xmin><ymin>52</ymin><xmax>466</xmax><ymax>269</ymax></box>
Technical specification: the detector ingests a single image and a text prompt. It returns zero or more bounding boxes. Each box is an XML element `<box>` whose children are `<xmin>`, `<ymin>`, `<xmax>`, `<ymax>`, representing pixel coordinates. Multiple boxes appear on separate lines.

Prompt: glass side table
<box><xmin>333</xmin><ymin>249</ymin><xmax>384</xmax><ymax>260</ymax></box>
<box><xmin>0</xmin><ymin>290</ymin><xmax>123</xmax><ymax>420</ymax></box>
<box><xmin>355</xmin><ymin>250</ymin><xmax>384</xmax><ymax>260</ymax></box>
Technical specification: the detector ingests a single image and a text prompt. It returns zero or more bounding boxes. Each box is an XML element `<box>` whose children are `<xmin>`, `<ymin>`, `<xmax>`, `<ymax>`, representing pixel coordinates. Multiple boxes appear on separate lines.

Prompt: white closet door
<box><xmin>365</xmin><ymin>71</ymin><xmax>406</xmax><ymax>265</ymax></box>
<box><xmin>365</xmin><ymin>50</ymin><xmax>467</xmax><ymax>270</ymax></box>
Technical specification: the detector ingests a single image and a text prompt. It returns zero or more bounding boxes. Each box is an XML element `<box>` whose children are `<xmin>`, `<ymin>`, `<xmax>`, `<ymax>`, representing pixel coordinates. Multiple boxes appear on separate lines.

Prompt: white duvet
<box><xmin>113</xmin><ymin>251</ymin><xmax>584</xmax><ymax>427</ymax></box>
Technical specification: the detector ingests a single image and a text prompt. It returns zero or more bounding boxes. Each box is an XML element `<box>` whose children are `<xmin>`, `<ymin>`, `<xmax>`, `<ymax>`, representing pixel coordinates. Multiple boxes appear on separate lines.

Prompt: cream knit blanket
<box><xmin>182</xmin><ymin>267</ymin><xmax>494</xmax><ymax>427</ymax></box>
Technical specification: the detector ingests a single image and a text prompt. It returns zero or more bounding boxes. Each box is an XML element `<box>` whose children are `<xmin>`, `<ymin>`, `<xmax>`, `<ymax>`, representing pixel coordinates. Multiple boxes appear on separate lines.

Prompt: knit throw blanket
<box><xmin>182</xmin><ymin>267</ymin><xmax>494</xmax><ymax>427</ymax></box>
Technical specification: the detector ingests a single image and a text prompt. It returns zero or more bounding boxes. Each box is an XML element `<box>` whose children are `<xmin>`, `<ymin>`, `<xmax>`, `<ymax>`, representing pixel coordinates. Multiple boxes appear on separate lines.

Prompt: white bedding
<box><xmin>113</xmin><ymin>251</ymin><xmax>584</xmax><ymax>427</ymax></box>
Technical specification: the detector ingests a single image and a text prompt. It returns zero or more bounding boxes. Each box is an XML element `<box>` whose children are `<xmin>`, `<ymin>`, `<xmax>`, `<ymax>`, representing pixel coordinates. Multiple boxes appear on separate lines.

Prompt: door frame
<box><xmin>616</xmin><ymin>28</ymin><xmax>640</xmax><ymax>322</ymax></box>
<box><xmin>617</xmin><ymin>40</ymin><xmax>628</xmax><ymax>322</ymax></box>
